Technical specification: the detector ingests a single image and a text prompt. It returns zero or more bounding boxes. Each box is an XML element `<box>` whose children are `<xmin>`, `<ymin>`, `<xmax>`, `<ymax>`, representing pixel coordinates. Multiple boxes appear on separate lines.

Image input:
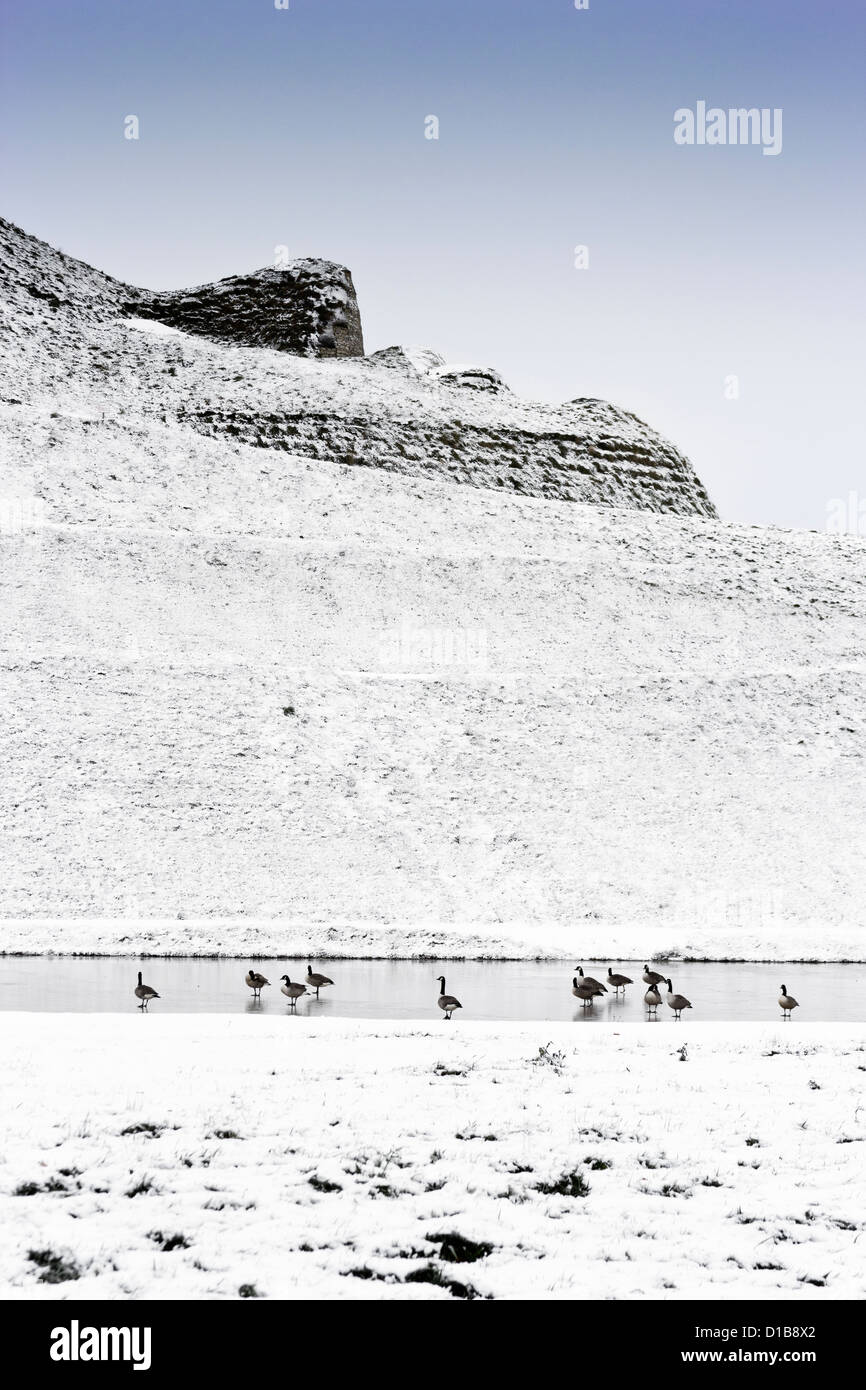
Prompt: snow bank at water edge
<box><xmin>1</xmin><ymin>918</ymin><xmax>863</xmax><ymax>962</ymax></box>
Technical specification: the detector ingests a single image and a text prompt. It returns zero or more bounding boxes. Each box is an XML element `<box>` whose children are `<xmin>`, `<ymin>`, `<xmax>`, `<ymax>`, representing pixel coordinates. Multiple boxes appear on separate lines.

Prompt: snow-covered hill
<box><xmin>0</xmin><ymin>218</ymin><xmax>863</xmax><ymax>957</ymax></box>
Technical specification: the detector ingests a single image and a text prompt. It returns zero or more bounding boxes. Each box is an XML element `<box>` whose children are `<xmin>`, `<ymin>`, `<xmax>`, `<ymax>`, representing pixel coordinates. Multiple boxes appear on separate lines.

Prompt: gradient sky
<box><xmin>1</xmin><ymin>0</ymin><xmax>864</xmax><ymax>529</ymax></box>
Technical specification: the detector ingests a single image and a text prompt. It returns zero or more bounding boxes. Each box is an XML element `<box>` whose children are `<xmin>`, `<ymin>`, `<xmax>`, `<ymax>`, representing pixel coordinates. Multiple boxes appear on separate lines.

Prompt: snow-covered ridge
<box><xmin>0</xmin><ymin>215</ymin><xmax>714</xmax><ymax>516</ymax></box>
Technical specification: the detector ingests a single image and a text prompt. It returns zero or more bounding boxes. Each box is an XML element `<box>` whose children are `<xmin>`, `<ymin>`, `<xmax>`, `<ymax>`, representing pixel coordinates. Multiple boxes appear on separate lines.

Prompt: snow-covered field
<box><xmin>2</xmin><ymin>1015</ymin><xmax>863</xmax><ymax>1301</ymax></box>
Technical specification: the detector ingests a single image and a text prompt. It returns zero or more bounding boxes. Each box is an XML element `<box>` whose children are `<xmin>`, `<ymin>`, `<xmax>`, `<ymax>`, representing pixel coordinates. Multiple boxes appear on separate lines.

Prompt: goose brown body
<box><xmin>644</xmin><ymin>983</ymin><xmax>662</xmax><ymax>1014</ymax></box>
<box><xmin>305</xmin><ymin>963</ymin><xmax>334</xmax><ymax>996</ymax></box>
<box><xmin>607</xmin><ymin>968</ymin><xmax>633</xmax><ymax>995</ymax></box>
<box><xmin>134</xmin><ymin>971</ymin><xmax>159</xmax><ymax>1009</ymax></box>
<box><xmin>436</xmin><ymin>976</ymin><xmax>462</xmax><ymax>1020</ymax></box>
<box><xmin>574</xmin><ymin>966</ymin><xmax>607</xmax><ymax>992</ymax></box>
<box><xmin>779</xmin><ymin>985</ymin><xmax>799</xmax><ymax>1016</ymax></box>
<box><xmin>665</xmin><ymin>978</ymin><xmax>692</xmax><ymax>1019</ymax></box>
<box><xmin>280</xmin><ymin>974</ymin><xmax>307</xmax><ymax>1005</ymax></box>
<box><xmin>572</xmin><ymin>976</ymin><xmax>604</xmax><ymax>1006</ymax></box>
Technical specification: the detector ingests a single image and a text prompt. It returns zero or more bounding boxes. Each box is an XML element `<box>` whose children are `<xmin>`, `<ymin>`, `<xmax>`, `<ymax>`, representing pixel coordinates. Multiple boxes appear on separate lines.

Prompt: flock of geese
<box><xmin>134</xmin><ymin>965</ymin><xmax>802</xmax><ymax>1020</ymax></box>
<box><xmin>572</xmin><ymin>966</ymin><xmax>798</xmax><ymax>1019</ymax></box>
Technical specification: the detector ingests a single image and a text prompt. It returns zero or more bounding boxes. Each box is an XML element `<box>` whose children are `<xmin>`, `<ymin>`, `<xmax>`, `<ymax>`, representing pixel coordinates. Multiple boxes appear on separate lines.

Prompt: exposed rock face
<box><xmin>0</xmin><ymin>216</ymin><xmax>714</xmax><ymax>517</ymax></box>
<box><xmin>126</xmin><ymin>260</ymin><xmax>364</xmax><ymax>358</ymax></box>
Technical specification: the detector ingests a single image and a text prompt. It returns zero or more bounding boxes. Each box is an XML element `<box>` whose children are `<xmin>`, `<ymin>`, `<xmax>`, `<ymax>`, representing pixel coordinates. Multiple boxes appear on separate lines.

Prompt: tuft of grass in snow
<box><xmin>126</xmin><ymin>1175</ymin><xmax>156</xmax><ymax>1197</ymax></box>
<box><xmin>238</xmin><ymin>1283</ymin><xmax>261</xmax><ymax>1299</ymax></box>
<box><xmin>308</xmin><ymin>1175</ymin><xmax>342</xmax><ymax>1193</ymax></box>
<box><xmin>148</xmin><ymin>1231</ymin><xmax>191</xmax><ymax>1252</ymax></box>
<box><xmin>209</xmin><ymin>1129</ymin><xmax>243</xmax><ymax>1140</ymax></box>
<box><xmin>428</xmin><ymin>1232</ymin><xmax>494</xmax><ymax>1264</ymax></box>
<box><xmin>530</xmin><ymin>1042</ymin><xmax>567</xmax><ymax>1074</ymax></box>
<box><xmin>535</xmin><ymin>1170</ymin><xmax>591</xmax><ymax>1199</ymax></box>
<box><xmin>121</xmin><ymin>1122</ymin><xmax>167</xmax><ymax>1137</ymax></box>
<box><xmin>28</xmin><ymin>1248</ymin><xmax>81</xmax><ymax>1283</ymax></box>
<box><xmin>15</xmin><ymin>1175</ymin><xmax>77</xmax><ymax>1196</ymax></box>
<box><xmin>404</xmin><ymin>1264</ymin><xmax>486</xmax><ymax>1300</ymax></box>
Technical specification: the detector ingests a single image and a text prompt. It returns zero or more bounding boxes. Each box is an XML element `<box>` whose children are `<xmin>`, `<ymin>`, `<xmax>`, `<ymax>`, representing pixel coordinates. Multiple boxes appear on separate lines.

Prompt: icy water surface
<box><xmin>0</xmin><ymin>958</ymin><xmax>861</xmax><ymax>1022</ymax></box>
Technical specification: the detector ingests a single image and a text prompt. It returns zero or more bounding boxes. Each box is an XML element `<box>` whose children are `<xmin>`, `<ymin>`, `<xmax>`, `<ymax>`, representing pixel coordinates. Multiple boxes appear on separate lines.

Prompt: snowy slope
<box><xmin>0</xmin><ymin>218</ymin><xmax>864</xmax><ymax>956</ymax></box>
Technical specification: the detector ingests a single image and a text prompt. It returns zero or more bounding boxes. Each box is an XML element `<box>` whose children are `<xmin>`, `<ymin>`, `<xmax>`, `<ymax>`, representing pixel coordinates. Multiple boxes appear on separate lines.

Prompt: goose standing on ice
<box><xmin>665</xmin><ymin>978</ymin><xmax>692</xmax><ymax>1020</ymax></box>
<box><xmin>134</xmin><ymin>972</ymin><xmax>159</xmax><ymax>1010</ymax></box>
<box><xmin>436</xmin><ymin>976</ymin><xmax>462</xmax><ymax>1021</ymax></box>
<box><xmin>644</xmin><ymin>982</ymin><xmax>662</xmax><ymax>1016</ymax></box>
<box><xmin>572</xmin><ymin>976</ymin><xmax>604</xmax><ymax>1008</ymax></box>
<box><xmin>305</xmin><ymin>963</ymin><xmax>334</xmax><ymax>998</ymax></box>
<box><xmin>607</xmin><ymin>968</ymin><xmax>633</xmax><ymax>997</ymax></box>
<box><xmin>778</xmin><ymin>985</ymin><xmax>798</xmax><ymax>1018</ymax></box>
<box><xmin>280</xmin><ymin>975</ymin><xmax>307</xmax><ymax>1007</ymax></box>
<box><xmin>245</xmin><ymin>969</ymin><xmax>270</xmax><ymax>999</ymax></box>
<box><xmin>642</xmin><ymin>965</ymin><xmax>665</xmax><ymax>987</ymax></box>
<box><xmin>574</xmin><ymin>966</ymin><xmax>607</xmax><ymax>993</ymax></box>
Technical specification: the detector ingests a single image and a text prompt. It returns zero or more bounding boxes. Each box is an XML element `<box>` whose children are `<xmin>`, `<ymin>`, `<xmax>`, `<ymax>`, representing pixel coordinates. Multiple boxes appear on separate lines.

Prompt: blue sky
<box><xmin>1</xmin><ymin>0</ymin><xmax>864</xmax><ymax>527</ymax></box>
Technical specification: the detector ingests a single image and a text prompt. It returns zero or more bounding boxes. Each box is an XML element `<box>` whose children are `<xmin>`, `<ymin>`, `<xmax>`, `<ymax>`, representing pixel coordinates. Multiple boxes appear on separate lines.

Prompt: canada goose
<box><xmin>665</xmin><ymin>979</ymin><xmax>692</xmax><ymax>1020</ymax></box>
<box><xmin>245</xmin><ymin>969</ymin><xmax>270</xmax><ymax>999</ymax></box>
<box><xmin>279</xmin><ymin>975</ymin><xmax>307</xmax><ymax>1006</ymax></box>
<box><xmin>642</xmin><ymin>964</ymin><xmax>665</xmax><ymax>986</ymax></box>
<box><xmin>644</xmin><ymin>983</ymin><xmax>662</xmax><ymax>1015</ymax></box>
<box><xmin>572</xmin><ymin>976</ymin><xmax>603</xmax><ymax>1008</ymax></box>
<box><xmin>305</xmin><ymin>963</ymin><xmax>334</xmax><ymax>997</ymax></box>
<box><xmin>574</xmin><ymin>966</ymin><xmax>607</xmax><ymax>992</ymax></box>
<box><xmin>779</xmin><ymin>985</ymin><xmax>798</xmax><ymax>1017</ymax></box>
<box><xmin>436</xmin><ymin>976</ymin><xmax>462</xmax><ymax>1021</ymax></box>
<box><xmin>134</xmin><ymin>971</ymin><xmax>159</xmax><ymax>1010</ymax></box>
<box><xmin>607</xmin><ymin>968</ymin><xmax>633</xmax><ymax>996</ymax></box>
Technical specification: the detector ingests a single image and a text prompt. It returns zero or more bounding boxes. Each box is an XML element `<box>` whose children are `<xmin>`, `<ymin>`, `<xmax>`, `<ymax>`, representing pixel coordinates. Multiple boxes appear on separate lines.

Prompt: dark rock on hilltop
<box><xmin>126</xmin><ymin>260</ymin><xmax>364</xmax><ymax>359</ymax></box>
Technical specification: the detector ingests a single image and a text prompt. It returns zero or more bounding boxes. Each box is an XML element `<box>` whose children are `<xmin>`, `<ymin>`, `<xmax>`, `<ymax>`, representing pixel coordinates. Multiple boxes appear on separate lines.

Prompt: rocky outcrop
<box><xmin>127</xmin><ymin>260</ymin><xmax>364</xmax><ymax>358</ymax></box>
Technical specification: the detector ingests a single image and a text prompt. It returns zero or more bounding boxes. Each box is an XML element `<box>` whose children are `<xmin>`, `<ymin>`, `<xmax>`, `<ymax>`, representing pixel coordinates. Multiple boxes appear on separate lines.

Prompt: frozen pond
<box><xmin>0</xmin><ymin>958</ymin><xmax>861</xmax><ymax>1022</ymax></box>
